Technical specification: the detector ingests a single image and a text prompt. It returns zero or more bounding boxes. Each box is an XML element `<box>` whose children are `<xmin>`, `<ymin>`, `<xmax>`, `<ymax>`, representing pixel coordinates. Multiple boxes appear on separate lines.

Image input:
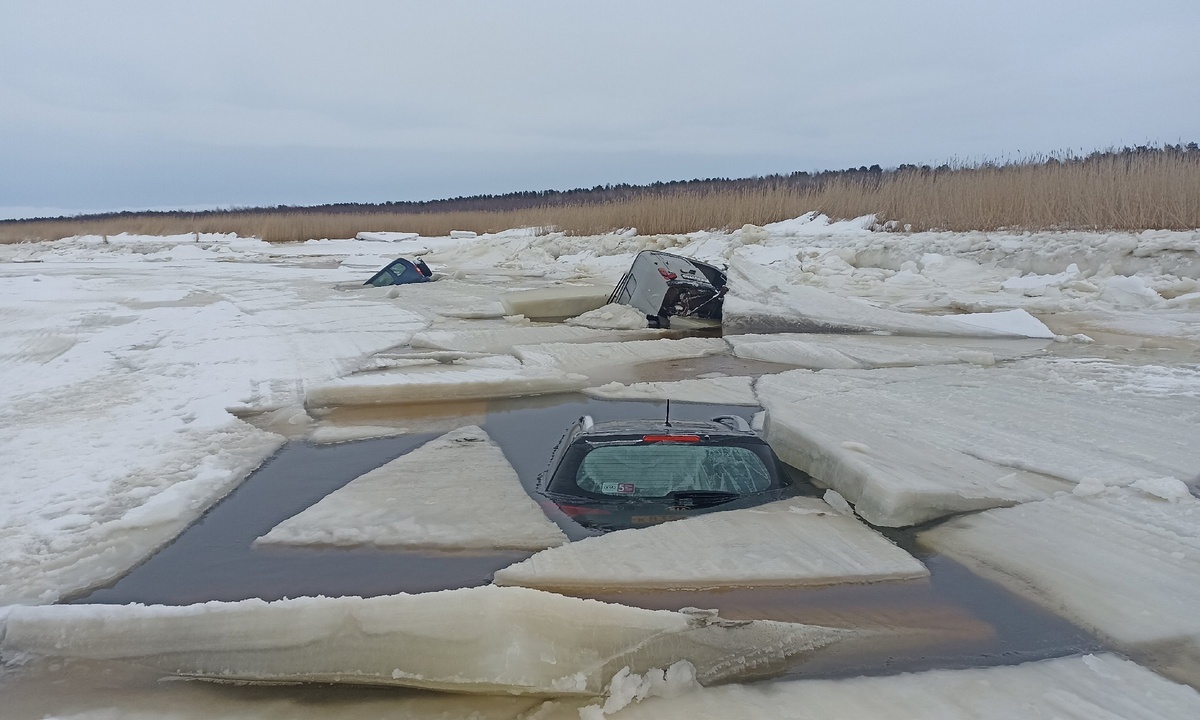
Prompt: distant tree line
<box><xmin>5</xmin><ymin>143</ymin><xmax>1196</xmax><ymax>225</ymax></box>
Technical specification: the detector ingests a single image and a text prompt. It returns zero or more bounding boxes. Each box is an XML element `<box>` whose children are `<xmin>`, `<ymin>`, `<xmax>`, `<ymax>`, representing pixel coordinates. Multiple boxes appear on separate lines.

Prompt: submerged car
<box><xmin>535</xmin><ymin>414</ymin><xmax>795</xmax><ymax>532</ymax></box>
<box><xmin>365</xmin><ymin>257</ymin><xmax>433</xmax><ymax>287</ymax></box>
<box><xmin>608</xmin><ymin>250</ymin><xmax>727</xmax><ymax>328</ymax></box>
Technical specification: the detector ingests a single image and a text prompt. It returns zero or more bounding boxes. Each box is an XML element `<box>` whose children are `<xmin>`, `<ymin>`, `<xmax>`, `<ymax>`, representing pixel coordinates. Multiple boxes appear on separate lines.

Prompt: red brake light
<box><xmin>553</xmin><ymin>504</ymin><xmax>611</xmax><ymax>518</ymax></box>
<box><xmin>641</xmin><ymin>434</ymin><xmax>701</xmax><ymax>443</ymax></box>
<box><xmin>657</xmin><ymin>267</ymin><xmax>678</xmax><ymax>280</ymax></box>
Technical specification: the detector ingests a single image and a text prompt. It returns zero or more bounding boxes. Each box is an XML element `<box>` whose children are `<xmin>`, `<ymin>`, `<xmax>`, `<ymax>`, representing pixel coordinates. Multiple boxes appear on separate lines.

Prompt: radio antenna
<box><xmin>665</xmin><ymin>399</ymin><xmax>671</xmax><ymax>427</ymax></box>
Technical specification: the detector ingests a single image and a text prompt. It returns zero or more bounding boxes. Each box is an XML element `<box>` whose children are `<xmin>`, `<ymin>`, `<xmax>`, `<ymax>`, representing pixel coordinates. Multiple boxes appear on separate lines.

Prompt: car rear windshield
<box><xmin>568</xmin><ymin>443</ymin><xmax>774</xmax><ymax>498</ymax></box>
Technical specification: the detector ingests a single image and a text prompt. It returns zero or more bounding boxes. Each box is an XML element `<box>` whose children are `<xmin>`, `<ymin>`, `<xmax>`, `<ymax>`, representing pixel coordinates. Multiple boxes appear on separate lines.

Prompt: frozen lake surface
<box><xmin>2</xmin><ymin>219</ymin><xmax>1198</xmax><ymax>715</ymax></box>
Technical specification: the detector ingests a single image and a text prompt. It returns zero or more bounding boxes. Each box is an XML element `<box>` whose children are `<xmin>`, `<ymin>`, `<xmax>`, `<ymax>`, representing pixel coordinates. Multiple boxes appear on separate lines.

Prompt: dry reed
<box><xmin>3</xmin><ymin>152</ymin><xmax>1197</xmax><ymax>244</ymax></box>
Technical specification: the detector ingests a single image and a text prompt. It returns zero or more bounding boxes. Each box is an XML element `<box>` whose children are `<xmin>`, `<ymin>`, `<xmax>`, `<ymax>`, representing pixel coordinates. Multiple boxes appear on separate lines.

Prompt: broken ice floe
<box><xmin>566</xmin><ymin>303</ymin><xmax>653</xmax><ymax>330</ymax></box>
<box><xmin>722</xmin><ymin>259</ymin><xmax>1054</xmax><ymax>337</ymax></box>
<box><xmin>532</xmin><ymin>653</ymin><xmax>1200</xmax><ymax>719</ymax></box>
<box><xmin>582</xmin><ymin>377</ymin><xmax>758</xmax><ymax>405</ymax></box>
<box><xmin>922</xmin><ymin>486</ymin><xmax>1200</xmax><ymax>687</ymax></box>
<box><xmin>515</xmin><ymin>337</ymin><xmax>728</xmax><ymax>372</ymax></box>
<box><xmin>500</xmin><ymin>285</ymin><xmax>613</xmax><ymax>319</ymax></box>
<box><xmin>257</xmin><ymin>426</ymin><xmax>567</xmax><ymax>550</ymax></box>
<box><xmin>0</xmin><ymin>586</ymin><xmax>852</xmax><ymax>695</ymax></box>
<box><xmin>756</xmin><ymin>360</ymin><xmax>1200</xmax><ymax>526</ymax></box>
<box><xmin>305</xmin><ymin>366</ymin><xmax>588</xmax><ymax>407</ymax></box>
<box><xmin>410</xmin><ymin>325</ymin><xmax>664</xmax><ymax>354</ymax></box>
<box><xmin>494</xmin><ymin>497</ymin><xmax>927</xmax><ymax>591</ymax></box>
<box><xmin>727</xmin><ymin>333</ymin><xmax>1047</xmax><ymax>369</ymax></box>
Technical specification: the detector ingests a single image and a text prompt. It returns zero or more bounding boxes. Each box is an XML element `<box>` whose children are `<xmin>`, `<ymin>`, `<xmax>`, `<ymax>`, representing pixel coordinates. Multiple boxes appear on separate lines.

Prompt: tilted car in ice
<box><xmin>364</xmin><ymin>257</ymin><xmax>433</xmax><ymax>287</ymax></box>
<box><xmin>535</xmin><ymin>413</ymin><xmax>795</xmax><ymax>532</ymax></box>
<box><xmin>608</xmin><ymin>250</ymin><xmax>727</xmax><ymax>328</ymax></box>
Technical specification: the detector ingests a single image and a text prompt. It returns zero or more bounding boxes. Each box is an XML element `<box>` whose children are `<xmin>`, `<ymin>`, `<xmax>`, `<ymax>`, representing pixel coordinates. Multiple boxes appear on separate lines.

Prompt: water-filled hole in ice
<box><xmin>64</xmin><ymin>390</ymin><xmax>1108</xmax><ymax>688</ymax></box>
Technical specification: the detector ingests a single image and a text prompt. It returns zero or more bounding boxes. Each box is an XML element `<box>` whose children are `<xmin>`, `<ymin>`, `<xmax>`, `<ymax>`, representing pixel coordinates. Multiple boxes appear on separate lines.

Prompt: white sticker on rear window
<box><xmin>600</xmin><ymin>482</ymin><xmax>636</xmax><ymax>495</ymax></box>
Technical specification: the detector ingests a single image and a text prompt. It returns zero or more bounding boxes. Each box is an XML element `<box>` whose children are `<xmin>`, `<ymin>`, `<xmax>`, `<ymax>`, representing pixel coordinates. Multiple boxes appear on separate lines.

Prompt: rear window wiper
<box><xmin>667</xmin><ymin>490</ymin><xmax>740</xmax><ymax>506</ymax></box>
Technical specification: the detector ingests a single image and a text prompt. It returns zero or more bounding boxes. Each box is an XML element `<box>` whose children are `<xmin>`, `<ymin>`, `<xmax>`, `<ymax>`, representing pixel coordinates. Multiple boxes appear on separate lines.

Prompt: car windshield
<box><xmin>575</xmin><ymin>444</ymin><xmax>772</xmax><ymax>498</ymax></box>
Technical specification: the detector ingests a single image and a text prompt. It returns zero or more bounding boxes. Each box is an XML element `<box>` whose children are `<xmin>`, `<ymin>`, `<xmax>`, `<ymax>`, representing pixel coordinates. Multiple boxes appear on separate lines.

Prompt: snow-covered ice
<box><xmin>0</xmin><ymin>257</ymin><xmax>428</xmax><ymax>604</ymax></box>
<box><xmin>582</xmin><ymin>376</ymin><xmax>758</xmax><ymax>405</ymax></box>
<box><xmin>727</xmin><ymin>333</ymin><xmax>1048</xmax><ymax>369</ymax></box>
<box><xmin>531</xmin><ymin>654</ymin><xmax>1200</xmax><ymax>720</ymax></box>
<box><xmin>305</xmin><ymin>365</ymin><xmax>589</xmax><ymax>407</ymax></box>
<box><xmin>500</xmin><ymin>285</ymin><xmax>613</xmax><ymax>319</ymax></box>
<box><xmin>756</xmin><ymin>360</ymin><xmax>1200</xmax><ymax>526</ymax></box>
<box><xmin>0</xmin><ymin>585</ymin><xmax>853</xmax><ymax>695</ymax></box>
<box><xmin>493</xmin><ymin>497</ymin><xmax>927</xmax><ymax>591</ymax></box>
<box><xmin>257</xmin><ymin>426</ymin><xmax>567</xmax><ymax>550</ymax></box>
<box><xmin>722</xmin><ymin>259</ymin><xmax>1054</xmax><ymax>338</ymax></box>
<box><xmin>922</xmin><ymin>487</ymin><xmax>1200</xmax><ymax>687</ymax></box>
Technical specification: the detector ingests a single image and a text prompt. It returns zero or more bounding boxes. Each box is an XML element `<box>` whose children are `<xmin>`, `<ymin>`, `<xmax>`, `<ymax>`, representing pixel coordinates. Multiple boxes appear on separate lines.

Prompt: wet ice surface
<box><xmin>494</xmin><ymin>497</ymin><xmax>929</xmax><ymax>591</ymax></box>
<box><xmin>5</xmin><ymin>586</ymin><xmax>852</xmax><ymax>695</ymax></box>
<box><xmin>922</xmin><ymin>487</ymin><xmax>1200</xmax><ymax>688</ymax></box>
<box><xmin>757</xmin><ymin>359</ymin><xmax>1200</xmax><ymax>527</ymax></box>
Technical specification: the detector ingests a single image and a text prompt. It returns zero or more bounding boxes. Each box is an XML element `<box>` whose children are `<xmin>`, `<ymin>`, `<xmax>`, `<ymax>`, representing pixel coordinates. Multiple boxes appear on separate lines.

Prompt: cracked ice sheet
<box><xmin>305</xmin><ymin>364</ymin><xmax>589</xmax><ymax>406</ymax></box>
<box><xmin>583</xmin><ymin>376</ymin><xmax>758</xmax><ymax>405</ymax></box>
<box><xmin>410</xmin><ymin>325</ymin><xmax>665</xmax><ymax>354</ymax></box>
<box><xmin>755</xmin><ymin>359</ymin><xmax>1200</xmax><ymax>527</ymax></box>
<box><xmin>0</xmin><ymin>658</ymin><xmax>545</xmax><ymax>720</ymax></box>
<box><xmin>722</xmin><ymin>258</ymin><xmax>1054</xmax><ymax>337</ymax></box>
<box><xmin>515</xmin><ymin>337</ymin><xmax>729</xmax><ymax>373</ymax></box>
<box><xmin>727</xmin><ymin>333</ymin><xmax>1049</xmax><ymax>369</ymax></box>
<box><xmin>0</xmin><ymin>586</ymin><xmax>853</xmax><ymax>695</ymax></box>
<box><xmin>922</xmin><ymin>487</ymin><xmax>1200</xmax><ymax>688</ymax></box>
<box><xmin>257</xmin><ymin>426</ymin><xmax>567</xmax><ymax>551</ymax></box>
<box><xmin>531</xmin><ymin>654</ymin><xmax>1200</xmax><ymax>720</ymax></box>
<box><xmin>0</xmin><ymin>262</ymin><xmax>428</xmax><ymax>605</ymax></box>
<box><xmin>494</xmin><ymin>497</ymin><xmax>927</xmax><ymax>591</ymax></box>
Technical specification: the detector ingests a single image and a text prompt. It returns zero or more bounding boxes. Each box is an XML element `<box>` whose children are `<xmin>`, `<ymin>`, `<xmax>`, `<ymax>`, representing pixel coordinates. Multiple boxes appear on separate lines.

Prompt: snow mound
<box><xmin>494</xmin><ymin>497</ymin><xmax>927</xmax><ymax>591</ymax></box>
<box><xmin>0</xmin><ymin>586</ymin><xmax>853</xmax><ymax>695</ymax></box>
<box><xmin>411</xmin><ymin>325</ymin><xmax>663</xmax><ymax>354</ymax></box>
<box><xmin>756</xmin><ymin>360</ymin><xmax>1200</xmax><ymax>526</ymax></box>
<box><xmin>583</xmin><ymin>377</ymin><xmax>758</xmax><ymax>405</ymax></box>
<box><xmin>305</xmin><ymin>366</ymin><xmax>588</xmax><ymax>407</ymax></box>
<box><xmin>580</xmin><ymin>662</ymin><xmax>699</xmax><ymax>720</ymax></box>
<box><xmin>566</xmin><ymin>303</ymin><xmax>651</xmax><ymax>330</ymax></box>
<box><xmin>922</xmin><ymin>488</ymin><xmax>1200</xmax><ymax>687</ymax></box>
<box><xmin>722</xmin><ymin>258</ymin><xmax>1053</xmax><ymax>337</ymax></box>
<box><xmin>515</xmin><ymin>337</ymin><xmax>728</xmax><ymax>371</ymax></box>
<box><xmin>500</xmin><ymin>286</ymin><xmax>613</xmax><ymax>319</ymax></box>
<box><xmin>257</xmin><ymin>426</ymin><xmax>567</xmax><ymax>550</ymax></box>
<box><xmin>727</xmin><ymin>334</ymin><xmax>1047</xmax><ymax>369</ymax></box>
<box><xmin>532</xmin><ymin>654</ymin><xmax>1200</xmax><ymax>719</ymax></box>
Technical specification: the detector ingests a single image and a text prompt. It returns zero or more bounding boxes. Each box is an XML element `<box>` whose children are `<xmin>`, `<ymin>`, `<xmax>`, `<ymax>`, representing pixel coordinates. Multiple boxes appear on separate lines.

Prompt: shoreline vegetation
<box><xmin>3</xmin><ymin>145</ymin><xmax>1198</xmax><ymax>244</ymax></box>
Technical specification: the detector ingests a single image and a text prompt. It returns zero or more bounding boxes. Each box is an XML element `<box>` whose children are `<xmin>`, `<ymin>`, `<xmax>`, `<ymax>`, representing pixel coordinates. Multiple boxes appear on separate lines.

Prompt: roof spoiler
<box><xmin>711</xmin><ymin>415</ymin><xmax>752</xmax><ymax>432</ymax></box>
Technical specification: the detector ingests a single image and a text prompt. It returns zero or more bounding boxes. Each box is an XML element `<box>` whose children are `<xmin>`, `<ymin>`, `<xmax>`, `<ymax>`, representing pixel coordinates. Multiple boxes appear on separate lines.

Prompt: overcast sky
<box><xmin>3</xmin><ymin>0</ymin><xmax>1198</xmax><ymax>217</ymax></box>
